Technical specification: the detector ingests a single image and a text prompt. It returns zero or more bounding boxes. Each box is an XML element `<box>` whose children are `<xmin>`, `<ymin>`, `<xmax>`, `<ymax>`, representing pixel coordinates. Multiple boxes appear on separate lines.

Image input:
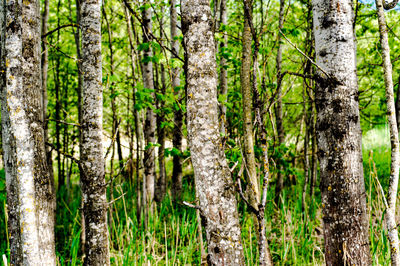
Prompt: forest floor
<box><xmin>0</xmin><ymin>126</ymin><xmax>396</xmax><ymax>265</ymax></box>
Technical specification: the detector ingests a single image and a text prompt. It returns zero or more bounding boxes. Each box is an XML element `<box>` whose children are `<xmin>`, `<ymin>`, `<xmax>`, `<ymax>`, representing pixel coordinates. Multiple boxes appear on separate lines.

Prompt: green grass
<box><xmin>0</xmin><ymin>126</ymin><xmax>396</xmax><ymax>265</ymax></box>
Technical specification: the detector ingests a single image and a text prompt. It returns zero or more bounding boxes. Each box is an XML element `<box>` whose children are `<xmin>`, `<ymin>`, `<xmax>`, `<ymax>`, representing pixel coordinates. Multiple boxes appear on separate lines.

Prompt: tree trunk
<box><xmin>312</xmin><ymin>0</ymin><xmax>371</xmax><ymax>264</ymax></box>
<box><xmin>2</xmin><ymin>0</ymin><xmax>56</xmax><ymax>264</ymax></box>
<box><xmin>241</xmin><ymin>0</ymin><xmax>260</xmax><ymax>204</ymax></box>
<box><xmin>274</xmin><ymin>0</ymin><xmax>285</xmax><ymax>204</ymax></box>
<box><xmin>24</xmin><ymin>0</ymin><xmax>57</xmax><ymax>262</ymax></box>
<box><xmin>80</xmin><ymin>0</ymin><xmax>110</xmax><ymax>264</ymax></box>
<box><xmin>123</xmin><ymin>5</ymin><xmax>145</xmax><ymax>221</ymax></box>
<box><xmin>142</xmin><ymin>3</ymin><xmax>156</xmax><ymax>209</ymax></box>
<box><xmin>219</xmin><ymin>0</ymin><xmax>228</xmax><ymax>136</ymax></box>
<box><xmin>375</xmin><ymin>0</ymin><xmax>400</xmax><ymax>264</ymax></box>
<box><xmin>71</xmin><ymin>0</ymin><xmax>86</xmax><ymax>255</ymax></box>
<box><xmin>156</xmin><ymin>63</ymin><xmax>167</xmax><ymax>202</ymax></box>
<box><xmin>171</xmin><ymin>0</ymin><xmax>183</xmax><ymax>200</ymax></box>
<box><xmin>41</xmin><ymin>0</ymin><xmax>54</xmax><ymax>183</ymax></box>
<box><xmin>301</xmin><ymin>86</ymin><xmax>309</xmax><ymax>213</ymax></box>
<box><xmin>182</xmin><ymin>1</ymin><xmax>245</xmax><ymax>264</ymax></box>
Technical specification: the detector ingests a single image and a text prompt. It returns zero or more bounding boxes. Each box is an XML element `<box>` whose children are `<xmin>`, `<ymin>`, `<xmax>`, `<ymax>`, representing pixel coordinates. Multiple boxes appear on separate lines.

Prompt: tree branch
<box><xmin>42</xmin><ymin>24</ymin><xmax>79</xmax><ymax>38</ymax></box>
<box><xmin>383</xmin><ymin>0</ymin><xmax>399</xmax><ymax>10</ymax></box>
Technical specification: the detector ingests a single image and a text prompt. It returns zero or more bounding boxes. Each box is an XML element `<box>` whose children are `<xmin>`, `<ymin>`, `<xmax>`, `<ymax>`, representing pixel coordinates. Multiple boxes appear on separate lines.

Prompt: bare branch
<box><xmin>279</xmin><ymin>29</ymin><xmax>330</xmax><ymax>78</ymax></box>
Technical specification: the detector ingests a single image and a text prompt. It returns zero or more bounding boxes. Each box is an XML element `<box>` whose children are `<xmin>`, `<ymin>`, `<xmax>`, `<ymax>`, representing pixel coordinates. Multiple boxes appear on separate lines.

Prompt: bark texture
<box><xmin>2</xmin><ymin>0</ymin><xmax>56</xmax><ymax>264</ymax></box>
<box><xmin>181</xmin><ymin>0</ymin><xmax>245</xmax><ymax>264</ymax></box>
<box><xmin>80</xmin><ymin>0</ymin><xmax>110</xmax><ymax>264</ymax></box>
<box><xmin>142</xmin><ymin>3</ymin><xmax>156</xmax><ymax>207</ymax></box>
<box><xmin>241</xmin><ymin>0</ymin><xmax>260</xmax><ymax>203</ymax></box>
<box><xmin>312</xmin><ymin>1</ymin><xmax>371</xmax><ymax>265</ymax></box>
<box><xmin>171</xmin><ymin>0</ymin><xmax>183</xmax><ymax>200</ymax></box>
<box><xmin>24</xmin><ymin>0</ymin><xmax>56</xmax><ymax>263</ymax></box>
<box><xmin>219</xmin><ymin>0</ymin><xmax>228</xmax><ymax>136</ymax></box>
<box><xmin>375</xmin><ymin>0</ymin><xmax>400</xmax><ymax>264</ymax></box>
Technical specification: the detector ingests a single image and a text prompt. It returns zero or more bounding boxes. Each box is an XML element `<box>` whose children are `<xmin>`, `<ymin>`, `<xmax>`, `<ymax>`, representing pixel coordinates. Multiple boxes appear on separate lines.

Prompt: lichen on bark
<box><xmin>312</xmin><ymin>0</ymin><xmax>371</xmax><ymax>265</ymax></box>
<box><xmin>182</xmin><ymin>0</ymin><xmax>245</xmax><ymax>264</ymax></box>
<box><xmin>2</xmin><ymin>0</ymin><xmax>56</xmax><ymax>264</ymax></box>
<box><xmin>80</xmin><ymin>0</ymin><xmax>110</xmax><ymax>264</ymax></box>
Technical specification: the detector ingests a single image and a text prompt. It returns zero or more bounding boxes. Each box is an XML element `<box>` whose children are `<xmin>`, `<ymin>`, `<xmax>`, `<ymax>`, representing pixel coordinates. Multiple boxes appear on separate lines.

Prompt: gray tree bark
<box><xmin>170</xmin><ymin>0</ymin><xmax>183</xmax><ymax>200</ymax></box>
<box><xmin>312</xmin><ymin>0</ymin><xmax>371</xmax><ymax>264</ymax></box>
<box><xmin>2</xmin><ymin>0</ymin><xmax>56</xmax><ymax>264</ymax></box>
<box><xmin>80</xmin><ymin>0</ymin><xmax>110</xmax><ymax>264</ymax></box>
<box><xmin>375</xmin><ymin>0</ymin><xmax>400</xmax><ymax>264</ymax></box>
<box><xmin>181</xmin><ymin>0</ymin><xmax>245</xmax><ymax>264</ymax></box>
<box><xmin>219</xmin><ymin>0</ymin><xmax>228</xmax><ymax>136</ymax></box>
<box><xmin>142</xmin><ymin>2</ymin><xmax>156</xmax><ymax>208</ymax></box>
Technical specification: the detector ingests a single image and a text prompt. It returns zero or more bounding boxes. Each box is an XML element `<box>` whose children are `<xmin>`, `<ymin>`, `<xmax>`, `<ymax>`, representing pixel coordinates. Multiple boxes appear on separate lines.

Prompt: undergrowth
<box><xmin>0</xmin><ymin>127</ymin><xmax>396</xmax><ymax>265</ymax></box>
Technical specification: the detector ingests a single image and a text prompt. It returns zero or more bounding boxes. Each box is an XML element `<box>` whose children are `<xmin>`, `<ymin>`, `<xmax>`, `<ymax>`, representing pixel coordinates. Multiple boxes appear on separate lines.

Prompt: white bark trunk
<box><xmin>182</xmin><ymin>0</ymin><xmax>245</xmax><ymax>264</ymax></box>
<box><xmin>142</xmin><ymin>3</ymin><xmax>156</xmax><ymax>207</ymax></box>
<box><xmin>80</xmin><ymin>0</ymin><xmax>110</xmax><ymax>264</ymax></box>
<box><xmin>2</xmin><ymin>0</ymin><xmax>56</xmax><ymax>264</ymax></box>
<box><xmin>312</xmin><ymin>0</ymin><xmax>371</xmax><ymax>264</ymax></box>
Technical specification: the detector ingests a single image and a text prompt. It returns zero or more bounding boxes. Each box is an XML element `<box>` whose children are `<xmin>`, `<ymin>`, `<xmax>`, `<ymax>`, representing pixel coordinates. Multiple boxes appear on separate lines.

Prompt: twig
<box><xmin>229</xmin><ymin>161</ymin><xmax>239</xmax><ymax>173</ymax></box>
<box><xmin>42</xmin><ymin>24</ymin><xmax>79</xmax><ymax>38</ymax></box>
<box><xmin>108</xmin><ymin>192</ymin><xmax>128</xmax><ymax>205</ymax></box>
<box><xmin>104</xmin><ymin>119</ymin><xmax>121</xmax><ymax>160</ymax></box>
<box><xmin>105</xmin><ymin>159</ymin><xmax>131</xmax><ymax>187</ymax></box>
<box><xmin>47</xmin><ymin>118</ymin><xmax>80</xmax><ymax>127</ymax></box>
<box><xmin>373</xmin><ymin>166</ymin><xmax>389</xmax><ymax>210</ymax></box>
<box><xmin>45</xmin><ymin>142</ymin><xmax>81</xmax><ymax>165</ymax></box>
<box><xmin>183</xmin><ymin>201</ymin><xmax>201</xmax><ymax>210</ymax></box>
<box><xmin>279</xmin><ymin>29</ymin><xmax>330</xmax><ymax>78</ymax></box>
<box><xmin>122</xmin><ymin>0</ymin><xmax>184</xmax><ymax>62</ymax></box>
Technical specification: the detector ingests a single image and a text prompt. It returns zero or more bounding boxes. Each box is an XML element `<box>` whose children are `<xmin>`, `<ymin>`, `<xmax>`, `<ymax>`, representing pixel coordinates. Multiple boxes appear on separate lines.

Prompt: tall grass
<box><xmin>0</xmin><ymin>126</ymin><xmax>396</xmax><ymax>265</ymax></box>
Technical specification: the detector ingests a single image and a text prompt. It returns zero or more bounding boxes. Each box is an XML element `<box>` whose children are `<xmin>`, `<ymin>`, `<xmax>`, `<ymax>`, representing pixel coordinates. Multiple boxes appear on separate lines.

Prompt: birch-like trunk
<box><xmin>312</xmin><ymin>1</ymin><xmax>371</xmax><ymax>264</ymax></box>
<box><xmin>80</xmin><ymin>0</ymin><xmax>110</xmax><ymax>264</ymax></box>
<box><xmin>25</xmin><ymin>0</ymin><xmax>56</xmax><ymax>263</ymax></box>
<box><xmin>375</xmin><ymin>0</ymin><xmax>400</xmax><ymax>264</ymax></box>
<box><xmin>2</xmin><ymin>0</ymin><xmax>56</xmax><ymax>264</ymax></box>
<box><xmin>142</xmin><ymin>3</ymin><xmax>156</xmax><ymax>207</ymax></box>
<box><xmin>170</xmin><ymin>0</ymin><xmax>183</xmax><ymax>200</ymax></box>
<box><xmin>182</xmin><ymin>0</ymin><xmax>245</xmax><ymax>264</ymax></box>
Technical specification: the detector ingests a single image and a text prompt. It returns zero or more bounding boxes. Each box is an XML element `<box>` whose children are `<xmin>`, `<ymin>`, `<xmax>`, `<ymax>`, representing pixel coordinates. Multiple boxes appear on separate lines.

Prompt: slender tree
<box><xmin>171</xmin><ymin>0</ymin><xmax>183</xmax><ymax>200</ymax></box>
<box><xmin>219</xmin><ymin>0</ymin><xmax>228</xmax><ymax>136</ymax></box>
<box><xmin>80</xmin><ymin>0</ymin><xmax>110</xmax><ymax>264</ymax></box>
<box><xmin>182</xmin><ymin>0</ymin><xmax>245</xmax><ymax>264</ymax></box>
<box><xmin>275</xmin><ymin>0</ymin><xmax>285</xmax><ymax>204</ymax></box>
<box><xmin>241</xmin><ymin>0</ymin><xmax>260</xmax><ymax>205</ymax></box>
<box><xmin>375</xmin><ymin>0</ymin><xmax>400</xmax><ymax>264</ymax></box>
<box><xmin>41</xmin><ymin>0</ymin><xmax>54</xmax><ymax>182</ymax></box>
<box><xmin>142</xmin><ymin>1</ymin><xmax>157</xmax><ymax>209</ymax></box>
<box><xmin>312</xmin><ymin>0</ymin><xmax>371</xmax><ymax>264</ymax></box>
